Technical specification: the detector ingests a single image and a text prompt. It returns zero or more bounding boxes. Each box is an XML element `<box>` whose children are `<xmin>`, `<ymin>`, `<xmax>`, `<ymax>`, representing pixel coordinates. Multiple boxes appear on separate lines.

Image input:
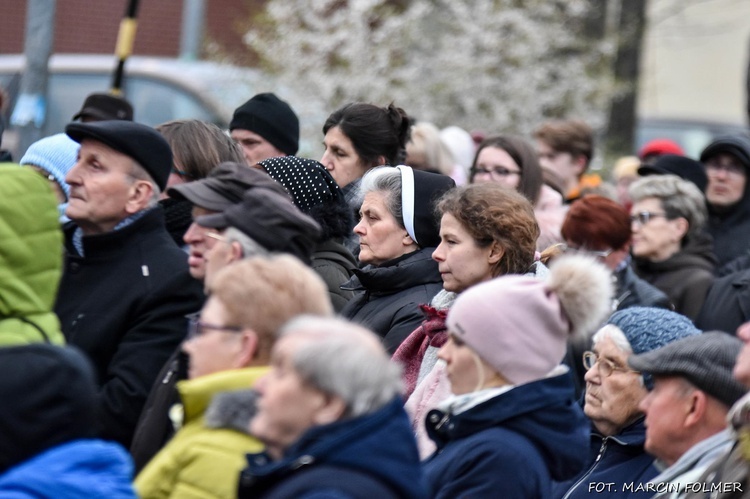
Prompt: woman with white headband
<box><xmin>340</xmin><ymin>166</ymin><xmax>455</xmax><ymax>353</ymax></box>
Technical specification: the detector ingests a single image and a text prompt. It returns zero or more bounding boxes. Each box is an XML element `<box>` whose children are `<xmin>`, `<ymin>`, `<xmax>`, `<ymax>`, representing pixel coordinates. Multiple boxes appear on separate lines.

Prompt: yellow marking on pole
<box><xmin>115</xmin><ymin>18</ymin><xmax>138</xmax><ymax>59</ymax></box>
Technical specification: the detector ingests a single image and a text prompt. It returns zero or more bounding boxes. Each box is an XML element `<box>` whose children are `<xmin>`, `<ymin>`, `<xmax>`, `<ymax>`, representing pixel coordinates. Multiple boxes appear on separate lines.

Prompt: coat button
<box><xmin>429</xmin><ymin>413</ymin><xmax>439</xmax><ymax>423</ymax></box>
<box><xmin>69</xmin><ymin>262</ymin><xmax>81</xmax><ymax>273</ymax></box>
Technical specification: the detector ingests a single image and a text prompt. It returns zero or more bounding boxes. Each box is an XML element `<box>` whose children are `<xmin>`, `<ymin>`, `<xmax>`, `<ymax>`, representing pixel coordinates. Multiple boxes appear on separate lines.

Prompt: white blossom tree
<box><xmin>244</xmin><ymin>0</ymin><xmax>617</xmax><ymax>149</ymax></box>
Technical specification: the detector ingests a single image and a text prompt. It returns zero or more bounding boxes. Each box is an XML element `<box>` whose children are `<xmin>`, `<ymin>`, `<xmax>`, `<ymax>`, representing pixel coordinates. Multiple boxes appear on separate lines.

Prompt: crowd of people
<box><xmin>2</xmin><ymin>87</ymin><xmax>750</xmax><ymax>499</ymax></box>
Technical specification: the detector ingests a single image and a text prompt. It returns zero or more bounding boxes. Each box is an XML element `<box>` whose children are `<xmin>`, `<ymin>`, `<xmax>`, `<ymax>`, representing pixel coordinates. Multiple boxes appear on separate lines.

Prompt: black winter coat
<box><xmin>311</xmin><ymin>239</ymin><xmax>357</xmax><ymax>313</ymax></box>
<box><xmin>54</xmin><ymin>208</ymin><xmax>205</xmax><ymax>447</ymax></box>
<box><xmin>340</xmin><ymin>247</ymin><xmax>443</xmax><ymax>354</ymax></box>
<box><xmin>614</xmin><ymin>264</ymin><xmax>671</xmax><ymax>311</ymax></box>
<box><xmin>633</xmin><ymin>233</ymin><xmax>716</xmax><ymax>320</ymax></box>
<box><xmin>696</xmin><ymin>269</ymin><xmax>750</xmax><ymax>335</ymax></box>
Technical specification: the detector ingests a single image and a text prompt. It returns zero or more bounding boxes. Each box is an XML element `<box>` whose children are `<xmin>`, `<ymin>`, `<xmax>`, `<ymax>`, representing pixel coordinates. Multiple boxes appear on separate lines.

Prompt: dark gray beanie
<box><xmin>628</xmin><ymin>331</ymin><xmax>746</xmax><ymax>407</ymax></box>
<box><xmin>229</xmin><ymin>93</ymin><xmax>299</xmax><ymax>156</ymax></box>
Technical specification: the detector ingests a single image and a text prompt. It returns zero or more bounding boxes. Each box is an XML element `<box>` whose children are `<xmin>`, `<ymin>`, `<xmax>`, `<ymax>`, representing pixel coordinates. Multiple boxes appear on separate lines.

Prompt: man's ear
<box><xmin>313</xmin><ymin>394</ymin><xmax>347</xmax><ymax>425</ymax></box>
<box><xmin>684</xmin><ymin>390</ymin><xmax>706</xmax><ymax>427</ymax></box>
<box><xmin>125</xmin><ymin>179</ymin><xmax>155</xmax><ymax>214</ymax></box>
<box><xmin>573</xmin><ymin>154</ymin><xmax>588</xmax><ymax>177</ymax></box>
<box><xmin>229</xmin><ymin>241</ymin><xmax>244</xmax><ymax>261</ymax></box>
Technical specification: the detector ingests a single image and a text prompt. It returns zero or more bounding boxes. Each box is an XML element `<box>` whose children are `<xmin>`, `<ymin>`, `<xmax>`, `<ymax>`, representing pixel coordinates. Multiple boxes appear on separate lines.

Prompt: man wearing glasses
<box><xmin>699</xmin><ymin>136</ymin><xmax>750</xmax><ymax>273</ymax></box>
<box><xmin>55</xmin><ymin>120</ymin><xmax>204</xmax><ymax>448</ymax></box>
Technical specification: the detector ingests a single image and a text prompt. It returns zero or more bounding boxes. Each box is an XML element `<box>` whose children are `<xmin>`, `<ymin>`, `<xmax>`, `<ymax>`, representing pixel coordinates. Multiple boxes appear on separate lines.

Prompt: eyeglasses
<box><xmin>582</xmin><ymin>351</ymin><xmax>639</xmax><ymax>378</ymax></box>
<box><xmin>187</xmin><ymin>319</ymin><xmax>243</xmax><ymax>338</ymax></box>
<box><xmin>171</xmin><ymin>166</ymin><xmax>194</xmax><ymax>179</ymax></box>
<box><xmin>205</xmin><ymin>231</ymin><xmax>229</xmax><ymax>243</ymax></box>
<box><xmin>629</xmin><ymin>212</ymin><xmax>667</xmax><ymax>226</ymax></box>
<box><xmin>705</xmin><ymin>159</ymin><xmax>745</xmax><ymax>176</ymax></box>
<box><xmin>473</xmin><ymin>166</ymin><xmax>522</xmax><ymax>179</ymax></box>
<box><xmin>561</xmin><ymin>243</ymin><xmax>613</xmax><ymax>259</ymax></box>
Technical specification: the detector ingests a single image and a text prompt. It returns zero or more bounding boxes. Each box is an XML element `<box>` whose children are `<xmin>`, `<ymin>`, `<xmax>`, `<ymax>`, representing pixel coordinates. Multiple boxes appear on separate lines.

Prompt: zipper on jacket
<box><xmin>561</xmin><ymin>438</ymin><xmax>609</xmax><ymax>499</ymax></box>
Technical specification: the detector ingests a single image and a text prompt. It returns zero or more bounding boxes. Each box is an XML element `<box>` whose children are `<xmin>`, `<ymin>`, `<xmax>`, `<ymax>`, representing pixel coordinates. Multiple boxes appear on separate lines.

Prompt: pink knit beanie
<box><xmin>446</xmin><ymin>255</ymin><xmax>613</xmax><ymax>385</ymax></box>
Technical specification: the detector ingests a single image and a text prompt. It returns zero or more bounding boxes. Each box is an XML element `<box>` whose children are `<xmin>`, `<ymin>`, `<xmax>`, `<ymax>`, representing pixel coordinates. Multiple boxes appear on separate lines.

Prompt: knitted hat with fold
<box><xmin>229</xmin><ymin>93</ymin><xmax>299</xmax><ymax>156</ymax></box>
<box><xmin>447</xmin><ymin>254</ymin><xmax>613</xmax><ymax>385</ymax></box>
<box><xmin>20</xmin><ymin>133</ymin><xmax>79</xmax><ymax>201</ymax></box>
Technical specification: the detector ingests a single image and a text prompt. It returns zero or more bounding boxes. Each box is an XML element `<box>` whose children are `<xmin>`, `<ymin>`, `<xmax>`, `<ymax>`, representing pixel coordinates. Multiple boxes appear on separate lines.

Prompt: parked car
<box><xmin>636</xmin><ymin>117</ymin><xmax>749</xmax><ymax>159</ymax></box>
<box><xmin>0</xmin><ymin>54</ymin><xmax>323</xmax><ymax>158</ymax></box>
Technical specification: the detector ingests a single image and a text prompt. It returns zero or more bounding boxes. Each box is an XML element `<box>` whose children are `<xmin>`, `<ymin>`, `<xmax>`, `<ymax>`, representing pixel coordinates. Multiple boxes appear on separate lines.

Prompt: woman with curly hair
<box><xmin>392</xmin><ymin>183</ymin><xmax>545</xmax><ymax>456</ymax></box>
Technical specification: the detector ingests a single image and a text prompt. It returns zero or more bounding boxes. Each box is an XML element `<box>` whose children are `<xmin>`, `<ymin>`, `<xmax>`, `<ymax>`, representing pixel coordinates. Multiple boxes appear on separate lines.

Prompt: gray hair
<box><xmin>628</xmin><ymin>175</ymin><xmax>707</xmax><ymax>238</ymax></box>
<box><xmin>592</xmin><ymin>324</ymin><xmax>632</xmax><ymax>354</ymax></box>
<box><xmin>592</xmin><ymin>324</ymin><xmax>645</xmax><ymax>387</ymax></box>
<box><xmin>357</xmin><ymin>166</ymin><xmax>404</xmax><ymax>228</ymax></box>
<box><xmin>279</xmin><ymin>316</ymin><xmax>403</xmax><ymax>419</ymax></box>
<box><xmin>224</xmin><ymin>227</ymin><xmax>270</xmax><ymax>259</ymax></box>
<box><xmin>128</xmin><ymin>160</ymin><xmax>161</xmax><ymax>206</ymax></box>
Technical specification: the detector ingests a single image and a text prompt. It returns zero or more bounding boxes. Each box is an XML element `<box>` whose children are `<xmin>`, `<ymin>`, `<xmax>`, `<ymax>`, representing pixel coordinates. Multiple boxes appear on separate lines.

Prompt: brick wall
<box><xmin>1</xmin><ymin>0</ymin><xmax>263</xmax><ymax>60</ymax></box>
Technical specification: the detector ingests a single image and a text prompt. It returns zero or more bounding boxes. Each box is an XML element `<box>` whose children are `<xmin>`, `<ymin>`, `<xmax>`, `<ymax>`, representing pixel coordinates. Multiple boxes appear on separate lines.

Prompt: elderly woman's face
<box><xmin>630</xmin><ymin>197</ymin><xmax>686</xmax><ymax>262</ymax></box>
<box><xmin>250</xmin><ymin>335</ymin><xmax>330</xmax><ymax>459</ymax></box>
<box><xmin>583</xmin><ymin>334</ymin><xmax>648</xmax><ymax>436</ymax></box>
<box><xmin>354</xmin><ymin>191</ymin><xmax>417</xmax><ymax>265</ymax></box>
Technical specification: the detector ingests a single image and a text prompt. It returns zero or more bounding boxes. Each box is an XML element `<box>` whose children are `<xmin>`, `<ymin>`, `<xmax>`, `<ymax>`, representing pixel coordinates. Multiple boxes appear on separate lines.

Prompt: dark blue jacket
<box><xmin>238</xmin><ymin>398</ymin><xmax>428</xmax><ymax>499</ymax></box>
<box><xmin>0</xmin><ymin>439</ymin><xmax>136</xmax><ymax>498</ymax></box>
<box><xmin>553</xmin><ymin>418</ymin><xmax>658</xmax><ymax>498</ymax></box>
<box><xmin>422</xmin><ymin>370</ymin><xmax>590</xmax><ymax>498</ymax></box>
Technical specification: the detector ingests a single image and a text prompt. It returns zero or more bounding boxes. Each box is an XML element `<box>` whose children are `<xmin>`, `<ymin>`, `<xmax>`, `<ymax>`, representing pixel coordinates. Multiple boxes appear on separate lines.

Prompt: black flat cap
<box><xmin>628</xmin><ymin>331</ymin><xmax>746</xmax><ymax>408</ymax></box>
<box><xmin>638</xmin><ymin>154</ymin><xmax>708</xmax><ymax>193</ymax></box>
<box><xmin>66</xmin><ymin>120</ymin><xmax>173</xmax><ymax>191</ymax></box>
<box><xmin>73</xmin><ymin>92</ymin><xmax>134</xmax><ymax>121</ymax></box>
<box><xmin>168</xmin><ymin>161</ymin><xmax>288</xmax><ymax>211</ymax></box>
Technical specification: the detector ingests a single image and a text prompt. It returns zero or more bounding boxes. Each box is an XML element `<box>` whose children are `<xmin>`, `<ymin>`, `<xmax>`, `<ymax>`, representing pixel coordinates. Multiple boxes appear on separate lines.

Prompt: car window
<box><xmin>45</xmin><ymin>73</ymin><xmax>219</xmax><ymax>134</ymax></box>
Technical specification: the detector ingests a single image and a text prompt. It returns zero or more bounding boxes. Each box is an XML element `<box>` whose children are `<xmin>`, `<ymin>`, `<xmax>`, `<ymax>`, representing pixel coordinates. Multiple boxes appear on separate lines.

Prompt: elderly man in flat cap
<box><xmin>628</xmin><ymin>332</ymin><xmax>746</xmax><ymax>498</ymax></box>
<box><xmin>54</xmin><ymin>120</ymin><xmax>204</xmax><ymax>448</ymax></box>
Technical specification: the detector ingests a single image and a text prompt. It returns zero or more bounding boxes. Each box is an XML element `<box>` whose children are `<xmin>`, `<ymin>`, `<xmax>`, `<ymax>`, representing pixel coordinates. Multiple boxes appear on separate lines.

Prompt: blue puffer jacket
<box><xmin>238</xmin><ymin>398</ymin><xmax>428</xmax><ymax>498</ymax></box>
<box><xmin>553</xmin><ymin>418</ymin><xmax>658</xmax><ymax>498</ymax></box>
<box><xmin>422</xmin><ymin>369</ymin><xmax>590</xmax><ymax>498</ymax></box>
<box><xmin>0</xmin><ymin>439</ymin><xmax>136</xmax><ymax>498</ymax></box>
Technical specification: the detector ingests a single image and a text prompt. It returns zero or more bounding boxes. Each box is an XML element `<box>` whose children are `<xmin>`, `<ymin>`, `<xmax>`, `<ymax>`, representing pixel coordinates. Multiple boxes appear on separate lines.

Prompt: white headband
<box><xmin>396</xmin><ymin>165</ymin><xmax>417</xmax><ymax>245</ymax></box>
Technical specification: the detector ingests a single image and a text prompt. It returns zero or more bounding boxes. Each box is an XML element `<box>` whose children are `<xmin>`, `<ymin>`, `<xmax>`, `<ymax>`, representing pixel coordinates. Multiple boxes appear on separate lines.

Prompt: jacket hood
<box><xmin>342</xmin><ymin>247</ymin><xmax>441</xmax><ymax>293</ymax></box>
<box><xmin>0</xmin><ymin>164</ymin><xmax>64</xmax><ymax>345</ymax></box>
<box><xmin>0</xmin><ymin>439</ymin><xmax>136</xmax><ymax>498</ymax></box>
<box><xmin>634</xmin><ymin>231</ymin><xmax>716</xmax><ymax>274</ymax></box>
<box><xmin>245</xmin><ymin>398</ymin><xmax>428</xmax><ymax>498</ymax></box>
<box><xmin>427</xmin><ymin>369</ymin><xmax>589</xmax><ymax>481</ymax></box>
<box><xmin>0</xmin><ymin>344</ymin><xmax>97</xmax><ymax>473</ymax></box>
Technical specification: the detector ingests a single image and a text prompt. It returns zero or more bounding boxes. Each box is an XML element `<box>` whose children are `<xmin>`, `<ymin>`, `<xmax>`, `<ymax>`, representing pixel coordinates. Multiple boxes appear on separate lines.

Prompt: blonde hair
<box><xmin>207</xmin><ymin>255</ymin><xmax>333</xmax><ymax>363</ymax></box>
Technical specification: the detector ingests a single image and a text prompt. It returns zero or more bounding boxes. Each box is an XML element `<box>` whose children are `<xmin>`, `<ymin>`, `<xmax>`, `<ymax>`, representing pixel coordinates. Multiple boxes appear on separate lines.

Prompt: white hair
<box><xmin>592</xmin><ymin>324</ymin><xmax>633</xmax><ymax>353</ymax></box>
<box><xmin>279</xmin><ymin>316</ymin><xmax>403</xmax><ymax>419</ymax></box>
<box><xmin>357</xmin><ymin>166</ymin><xmax>403</xmax><ymax>226</ymax></box>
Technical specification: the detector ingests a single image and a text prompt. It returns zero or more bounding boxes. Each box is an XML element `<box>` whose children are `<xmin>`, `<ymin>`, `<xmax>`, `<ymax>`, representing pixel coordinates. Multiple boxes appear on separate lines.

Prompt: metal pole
<box><xmin>11</xmin><ymin>0</ymin><xmax>57</xmax><ymax>156</ymax></box>
<box><xmin>111</xmin><ymin>0</ymin><xmax>141</xmax><ymax>95</ymax></box>
<box><xmin>180</xmin><ymin>0</ymin><xmax>205</xmax><ymax>61</ymax></box>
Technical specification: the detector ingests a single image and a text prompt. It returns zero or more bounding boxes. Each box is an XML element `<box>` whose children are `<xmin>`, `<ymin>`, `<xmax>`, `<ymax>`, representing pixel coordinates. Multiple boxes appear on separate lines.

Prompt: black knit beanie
<box><xmin>229</xmin><ymin>93</ymin><xmax>300</xmax><ymax>156</ymax></box>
